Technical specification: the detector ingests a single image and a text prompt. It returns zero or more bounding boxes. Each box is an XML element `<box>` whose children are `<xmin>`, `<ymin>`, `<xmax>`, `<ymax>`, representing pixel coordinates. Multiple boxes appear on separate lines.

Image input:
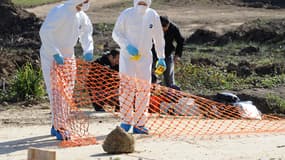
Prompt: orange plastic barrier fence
<box><xmin>51</xmin><ymin>59</ymin><xmax>285</xmax><ymax>147</ymax></box>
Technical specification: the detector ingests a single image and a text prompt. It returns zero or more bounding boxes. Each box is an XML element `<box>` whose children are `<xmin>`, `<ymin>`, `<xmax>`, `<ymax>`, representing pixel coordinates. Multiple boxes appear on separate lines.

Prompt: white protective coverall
<box><xmin>39</xmin><ymin>0</ymin><xmax>93</xmax><ymax>125</ymax></box>
<box><xmin>112</xmin><ymin>0</ymin><xmax>165</xmax><ymax>127</ymax></box>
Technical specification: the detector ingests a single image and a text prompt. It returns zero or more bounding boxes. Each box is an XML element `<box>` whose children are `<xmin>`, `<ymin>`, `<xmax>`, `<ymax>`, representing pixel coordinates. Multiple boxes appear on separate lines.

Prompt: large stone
<box><xmin>102</xmin><ymin>126</ymin><xmax>135</xmax><ymax>154</ymax></box>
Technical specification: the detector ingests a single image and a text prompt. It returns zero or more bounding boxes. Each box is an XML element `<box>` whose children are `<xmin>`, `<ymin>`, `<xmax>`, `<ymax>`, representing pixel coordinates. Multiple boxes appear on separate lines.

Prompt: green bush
<box><xmin>242</xmin><ymin>75</ymin><xmax>285</xmax><ymax>88</ymax></box>
<box><xmin>9</xmin><ymin>63</ymin><xmax>45</xmax><ymax>101</ymax></box>
<box><xmin>175</xmin><ymin>62</ymin><xmax>285</xmax><ymax>94</ymax></box>
<box><xmin>266</xmin><ymin>93</ymin><xmax>285</xmax><ymax>113</ymax></box>
<box><xmin>176</xmin><ymin>63</ymin><xmax>238</xmax><ymax>93</ymax></box>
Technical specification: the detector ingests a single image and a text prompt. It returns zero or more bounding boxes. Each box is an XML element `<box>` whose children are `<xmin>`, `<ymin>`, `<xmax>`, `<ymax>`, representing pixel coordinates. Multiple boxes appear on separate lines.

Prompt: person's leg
<box><xmin>40</xmin><ymin>49</ymin><xmax>56</xmax><ymax>136</ymax></box>
<box><xmin>151</xmin><ymin>73</ymin><xmax>157</xmax><ymax>83</ymax></box>
<box><xmin>163</xmin><ymin>55</ymin><xmax>175</xmax><ymax>87</ymax></box>
<box><xmin>151</xmin><ymin>54</ymin><xmax>158</xmax><ymax>83</ymax></box>
<box><xmin>86</xmin><ymin>63</ymin><xmax>97</xmax><ymax>110</ymax></box>
<box><xmin>53</xmin><ymin>53</ymin><xmax>76</xmax><ymax>140</ymax></box>
<box><xmin>119</xmin><ymin>56</ymin><xmax>136</xmax><ymax>131</ymax></box>
<box><xmin>134</xmin><ymin>80</ymin><xmax>151</xmax><ymax>127</ymax></box>
<box><xmin>133</xmin><ymin>54</ymin><xmax>152</xmax><ymax>134</ymax></box>
<box><xmin>113</xmin><ymin>76</ymin><xmax>121</xmax><ymax>112</ymax></box>
<box><xmin>87</xmin><ymin>63</ymin><xmax>105</xmax><ymax>111</ymax></box>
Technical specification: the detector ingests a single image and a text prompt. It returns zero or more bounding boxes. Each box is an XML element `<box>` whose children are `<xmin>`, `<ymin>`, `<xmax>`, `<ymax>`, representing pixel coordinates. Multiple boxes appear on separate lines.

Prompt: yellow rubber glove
<box><xmin>155</xmin><ymin>58</ymin><xmax>166</xmax><ymax>76</ymax></box>
<box><xmin>155</xmin><ymin>65</ymin><xmax>166</xmax><ymax>75</ymax></box>
<box><xmin>130</xmin><ymin>54</ymin><xmax>142</xmax><ymax>61</ymax></box>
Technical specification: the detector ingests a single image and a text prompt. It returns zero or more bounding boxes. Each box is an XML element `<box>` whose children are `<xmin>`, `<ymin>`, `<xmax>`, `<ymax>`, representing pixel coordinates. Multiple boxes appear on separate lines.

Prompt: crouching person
<box><xmin>87</xmin><ymin>49</ymin><xmax>120</xmax><ymax>112</ymax></box>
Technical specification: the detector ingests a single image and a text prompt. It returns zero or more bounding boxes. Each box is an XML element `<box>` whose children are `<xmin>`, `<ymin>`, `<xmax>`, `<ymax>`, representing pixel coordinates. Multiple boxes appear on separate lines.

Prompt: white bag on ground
<box><xmin>234</xmin><ymin>101</ymin><xmax>262</xmax><ymax>120</ymax></box>
<box><xmin>160</xmin><ymin>98</ymin><xmax>199</xmax><ymax>116</ymax></box>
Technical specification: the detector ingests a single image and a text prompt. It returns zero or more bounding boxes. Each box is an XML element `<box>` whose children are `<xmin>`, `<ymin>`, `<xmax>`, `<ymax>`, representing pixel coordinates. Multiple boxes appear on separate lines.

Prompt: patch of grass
<box><xmin>176</xmin><ymin>63</ymin><xmax>238</xmax><ymax>94</ymax></box>
<box><xmin>176</xmin><ymin>62</ymin><xmax>285</xmax><ymax>95</ymax></box>
<box><xmin>266</xmin><ymin>93</ymin><xmax>285</xmax><ymax>113</ymax></box>
<box><xmin>12</xmin><ymin>0</ymin><xmax>60</xmax><ymax>8</ymax></box>
<box><xmin>242</xmin><ymin>75</ymin><xmax>285</xmax><ymax>88</ymax></box>
<box><xmin>185</xmin><ymin>41</ymin><xmax>285</xmax><ymax>62</ymax></box>
<box><xmin>94</xmin><ymin>23</ymin><xmax>114</xmax><ymax>32</ymax></box>
<box><xmin>102</xmin><ymin>0</ymin><xmax>132</xmax><ymax>10</ymax></box>
<box><xmin>180</xmin><ymin>42</ymin><xmax>285</xmax><ymax>95</ymax></box>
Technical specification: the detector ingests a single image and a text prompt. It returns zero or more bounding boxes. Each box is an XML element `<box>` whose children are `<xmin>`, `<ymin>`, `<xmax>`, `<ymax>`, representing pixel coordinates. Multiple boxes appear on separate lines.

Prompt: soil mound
<box><xmin>158</xmin><ymin>0</ymin><xmax>285</xmax><ymax>8</ymax></box>
<box><xmin>236</xmin><ymin>0</ymin><xmax>285</xmax><ymax>9</ymax></box>
<box><xmin>0</xmin><ymin>0</ymin><xmax>41</xmax><ymax>36</ymax></box>
<box><xmin>187</xmin><ymin>18</ymin><xmax>285</xmax><ymax>45</ymax></box>
<box><xmin>218</xmin><ymin>18</ymin><xmax>285</xmax><ymax>44</ymax></box>
<box><xmin>0</xmin><ymin>0</ymin><xmax>42</xmax><ymax>79</ymax></box>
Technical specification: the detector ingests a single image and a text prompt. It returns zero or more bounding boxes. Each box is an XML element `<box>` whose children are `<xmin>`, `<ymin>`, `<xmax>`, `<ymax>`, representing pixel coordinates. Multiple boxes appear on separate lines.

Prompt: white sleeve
<box><xmin>112</xmin><ymin>11</ymin><xmax>129</xmax><ymax>49</ymax></box>
<box><xmin>79</xmin><ymin>12</ymin><xmax>94</xmax><ymax>55</ymax></box>
<box><xmin>39</xmin><ymin>9</ymin><xmax>63</xmax><ymax>56</ymax></box>
<box><xmin>152</xmin><ymin>12</ymin><xmax>165</xmax><ymax>59</ymax></box>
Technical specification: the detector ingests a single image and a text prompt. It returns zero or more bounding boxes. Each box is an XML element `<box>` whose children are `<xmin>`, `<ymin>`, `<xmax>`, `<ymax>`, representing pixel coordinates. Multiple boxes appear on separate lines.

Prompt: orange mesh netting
<box><xmin>51</xmin><ymin>59</ymin><xmax>285</xmax><ymax>147</ymax></box>
<box><xmin>51</xmin><ymin>59</ymin><xmax>96</xmax><ymax>147</ymax></box>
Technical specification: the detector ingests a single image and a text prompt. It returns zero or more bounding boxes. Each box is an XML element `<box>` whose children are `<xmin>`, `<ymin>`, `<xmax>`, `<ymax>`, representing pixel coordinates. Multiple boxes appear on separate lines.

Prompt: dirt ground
<box><xmin>0</xmin><ymin>107</ymin><xmax>285</xmax><ymax>160</ymax></box>
<box><xmin>27</xmin><ymin>0</ymin><xmax>285</xmax><ymax>36</ymax></box>
<box><xmin>1</xmin><ymin>0</ymin><xmax>285</xmax><ymax>159</ymax></box>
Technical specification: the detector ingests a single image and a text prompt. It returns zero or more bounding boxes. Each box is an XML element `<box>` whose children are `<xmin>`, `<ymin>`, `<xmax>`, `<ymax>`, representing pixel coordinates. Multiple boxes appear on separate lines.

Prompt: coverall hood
<box><xmin>133</xmin><ymin>0</ymin><xmax>151</xmax><ymax>14</ymax></box>
<box><xmin>133</xmin><ymin>0</ymin><xmax>152</xmax><ymax>8</ymax></box>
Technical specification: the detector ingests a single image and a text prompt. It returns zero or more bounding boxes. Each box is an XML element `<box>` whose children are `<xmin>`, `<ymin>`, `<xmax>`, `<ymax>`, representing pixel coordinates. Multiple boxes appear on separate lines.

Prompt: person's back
<box><xmin>163</xmin><ymin>22</ymin><xmax>184</xmax><ymax>58</ymax></box>
<box><xmin>95</xmin><ymin>49</ymin><xmax>120</xmax><ymax>71</ymax></box>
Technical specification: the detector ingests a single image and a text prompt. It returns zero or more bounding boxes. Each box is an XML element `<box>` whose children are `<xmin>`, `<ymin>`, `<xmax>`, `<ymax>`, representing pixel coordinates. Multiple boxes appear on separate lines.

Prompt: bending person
<box><xmin>152</xmin><ymin>16</ymin><xmax>184</xmax><ymax>89</ymax></box>
<box><xmin>39</xmin><ymin>0</ymin><xmax>93</xmax><ymax>140</ymax></box>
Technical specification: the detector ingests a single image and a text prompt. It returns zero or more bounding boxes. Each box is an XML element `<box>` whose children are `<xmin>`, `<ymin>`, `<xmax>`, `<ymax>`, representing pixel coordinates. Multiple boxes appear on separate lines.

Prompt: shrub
<box><xmin>266</xmin><ymin>93</ymin><xmax>285</xmax><ymax>113</ymax></box>
<box><xmin>9</xmin><ymin>62</ymin><xmax>45</xmax><ymax>101</ymax></box>
<box><xmin>175</xmin><ymin>63</ymin><xmax>238</xmax><ymax>93</ymax></box>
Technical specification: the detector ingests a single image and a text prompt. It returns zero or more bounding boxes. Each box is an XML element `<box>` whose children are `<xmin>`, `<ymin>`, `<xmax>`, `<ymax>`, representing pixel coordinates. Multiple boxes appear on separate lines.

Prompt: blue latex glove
<box><xmin>53</xmin><ymin>54</ymin><xmax>64</xmax><ymax>65</ymax></box>
<box><xmin>156</xmin><ymin>58</ymin><xmax>166</xmax><ymax>68</ymax></box>
<box><xmin>83</xmin><ymin>52</ymin><xmax>93</xmax><ymax>62</ymax></box>
<box><xmin>126</xmin><ymin>44</ymin><xmax>139</xmax><ymax>56</ymax></box>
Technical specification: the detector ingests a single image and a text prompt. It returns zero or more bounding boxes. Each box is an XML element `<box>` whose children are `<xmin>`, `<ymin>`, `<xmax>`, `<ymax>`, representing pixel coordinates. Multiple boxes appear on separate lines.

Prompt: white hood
<box><xmin>133</xmin><ymin>0</ymin><xmax>151</xmax><ymax>8</ymax></box>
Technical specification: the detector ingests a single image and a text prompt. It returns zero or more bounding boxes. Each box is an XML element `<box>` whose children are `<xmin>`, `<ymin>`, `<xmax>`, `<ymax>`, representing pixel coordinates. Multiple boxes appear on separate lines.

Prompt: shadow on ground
<box><xmin>0</xmin><ymin>135</ymin><xmax>58</xmax><ymax>155</ymax></box>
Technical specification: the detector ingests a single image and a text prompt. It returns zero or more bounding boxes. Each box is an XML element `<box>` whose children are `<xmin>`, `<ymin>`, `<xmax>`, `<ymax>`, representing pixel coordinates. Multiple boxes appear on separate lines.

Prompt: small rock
<box><xmin>2</xmin><ymin>101</ymin><xmax>8</xmax><ymax>106</ymax></box>
<box><xmin>102</xmin><ymin>126</ymin><xmax>135</xmax><ymax>154</ymax></box>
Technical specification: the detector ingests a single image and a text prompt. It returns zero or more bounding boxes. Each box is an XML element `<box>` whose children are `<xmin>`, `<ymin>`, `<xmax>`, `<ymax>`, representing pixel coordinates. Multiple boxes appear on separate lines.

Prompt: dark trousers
<box><xmin>163</xmin><ymin>55</ymin><xmax>175</xmax><ymax>87</ymax></box>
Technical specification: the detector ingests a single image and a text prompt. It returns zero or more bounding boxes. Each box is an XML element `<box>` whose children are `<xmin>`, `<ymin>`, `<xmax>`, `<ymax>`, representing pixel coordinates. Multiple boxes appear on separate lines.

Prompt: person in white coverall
<box><xmin>39</xmin><ymin>0</ymin><xmax>93</xmax><ymax>140</ymax></box>
<box><xmin>112</xmin><ymin>0</ymin><xmax>166</xmax><ymax>134</ymax></box>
